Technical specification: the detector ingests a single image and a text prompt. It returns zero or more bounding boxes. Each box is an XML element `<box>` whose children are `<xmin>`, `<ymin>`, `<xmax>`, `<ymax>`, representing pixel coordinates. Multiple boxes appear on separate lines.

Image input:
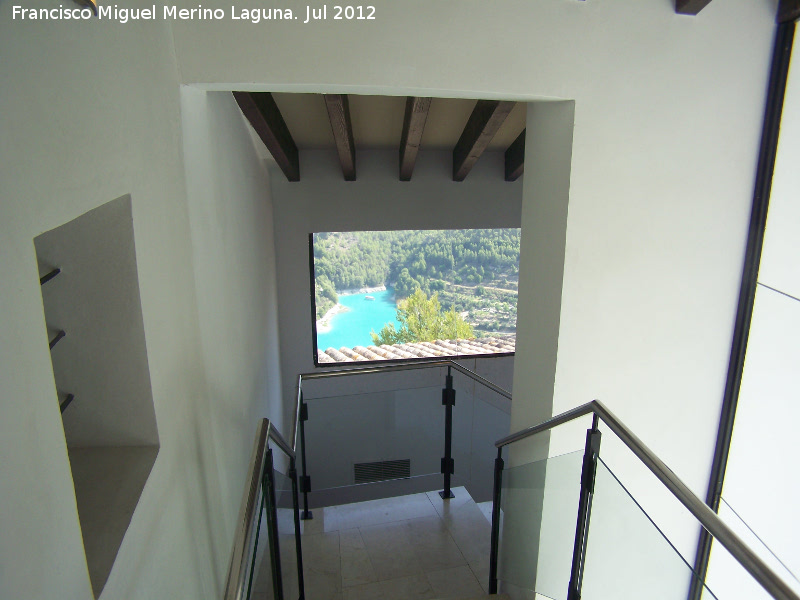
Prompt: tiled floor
<box><xmin>253</xmin><ymin>487</ymin><xmax>494</xmax><ymax>600</ymax></box>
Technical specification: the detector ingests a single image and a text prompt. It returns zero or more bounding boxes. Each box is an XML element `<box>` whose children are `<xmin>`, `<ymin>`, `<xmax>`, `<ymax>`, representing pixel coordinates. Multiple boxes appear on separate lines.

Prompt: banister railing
<box><xmin>226</xmin><ymin>365</ymin><xmax>798</xmax><ymax>600</ymax></box>
<box><xmin>296</xmin><ymin>358</ymin><xmax>512</xmax><ymax>399</ymax></box>
<box><xmin>223</xmin><ymin>419</ymin><xmax>304</xmax><ymax>600</ymax></box>
<box><xmin>489</xmin><ymin>400</ymin><xmax>800</xmax><ymax>600</ymax></box>
<box><xmin>292</xmin><ymin>358</ymin><xmax>511</xmax><ymax>514</ymax></box>
<box><xmin>292</xmin><ymin>358</ymin><xmax>511</xmax><ymax>448</ymax></box>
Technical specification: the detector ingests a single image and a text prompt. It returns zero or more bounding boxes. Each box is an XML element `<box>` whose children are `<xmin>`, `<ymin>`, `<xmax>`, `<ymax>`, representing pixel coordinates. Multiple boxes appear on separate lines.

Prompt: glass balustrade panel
<box><xmin>273</xmin><ymin>468</ymin><xmax>301</xmax><ymax>600</ymax></box>
<box><xmin>248</xmin><ymin>487</ymin><xmax>275</xmax><ymax>600</ymax></box>
<box><xmin>303</xmin><ymin>384</ymin><xmax>444</xmax><ymax>498</ymax></box>
<box><xmin>450</xmin><ymin>369</ymin><xmax>512</xmax><ymax>503</ymax></box>
<box><xmin>497</xmin><ymin>449</ymin><xmax>583</xmax><ymax>600</ymax></box>
<box><xmin>581</xmin><ymin>458</ymin><xmax>717</xmax><ymax>600</ymax></box>
<box><xmin>704</xmin><ymin>496</ymin><xmax>800</xmax><ymax>600</ymax></box>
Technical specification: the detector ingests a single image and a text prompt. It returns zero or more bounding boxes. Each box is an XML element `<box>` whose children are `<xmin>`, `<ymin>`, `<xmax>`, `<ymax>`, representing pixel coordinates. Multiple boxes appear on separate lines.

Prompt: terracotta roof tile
<box><xmin>318</xmin><ymin>336</ymin><xmax>515</xmax><ymax>364</ymax></box>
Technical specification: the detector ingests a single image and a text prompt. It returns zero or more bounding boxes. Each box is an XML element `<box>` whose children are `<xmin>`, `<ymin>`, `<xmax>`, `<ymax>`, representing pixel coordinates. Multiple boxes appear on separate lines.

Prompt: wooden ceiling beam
<box><xmin>399</xmin><ymin>97</ymin><xmax>432</xmax><ymax>181</ymax></box>
<box><xmin>452</xmin><ymin>100</ymin><xmax>515</xmax><ymax>182</ymax></box>
<box><xmin>324</xmin><ymin>94</ymin><xmax>357</xmax><ymax>181</ymax></box>
<box><xmin>778</xmin><ymin>0</ymin><xmax>800</xmax><ymax>23</ymax></box>
<box><xmin>233</xmin><ymin>91</ymin><xmax>299</xmax><ymax>182</ymax></box>
<box><xmin>675</xmin><ymin>0</ymin><xmax>714</xmax><ymax>15</ymax></box>
<box><xmin>504</xmin><ymin>129</ymin><xmax>525</xmax><ymax>182</ymax></box>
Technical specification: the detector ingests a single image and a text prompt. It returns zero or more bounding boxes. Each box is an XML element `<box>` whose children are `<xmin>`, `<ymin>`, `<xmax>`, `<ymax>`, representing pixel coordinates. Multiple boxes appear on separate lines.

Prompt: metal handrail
<box><xmin>496</xmin><ymin>400</ymin><xmax>800</xmax><ymax>600</ymax></box>
<box><xmin>223</xmin><ymin>418</ymin><xmax>296</xmax><ymax>600</ymax></box>
<box><xmin>268</xmin><ymin>422</ymin><xmax>295</xmax><ymax>459</ymax></box>
<box><xmin>291</xmin><ymin>358</ymin><xmax>512</xmax><ymax>449</ymax></box>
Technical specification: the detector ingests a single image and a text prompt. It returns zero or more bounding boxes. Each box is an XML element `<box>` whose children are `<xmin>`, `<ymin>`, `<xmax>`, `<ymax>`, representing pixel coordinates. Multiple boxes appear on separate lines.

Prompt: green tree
<box><xmin>394</xmin><ymin>268</ymin><xmax>419</xmax><ymax>298</ymax></box>
<box><xmin>371</xmin><ymin>289</ymin><xmax>474</xmax><ymax>345</ymax></box>
<box><xmin>314</xmin><ymin>273</ymin><xmax>338</xmax><ymax>318</ymax></box>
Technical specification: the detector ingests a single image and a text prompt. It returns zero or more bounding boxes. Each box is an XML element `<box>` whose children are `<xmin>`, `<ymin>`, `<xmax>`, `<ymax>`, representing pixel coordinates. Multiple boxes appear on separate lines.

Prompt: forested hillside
<box><xmin>313</xmin><ymin>229</ymin><xmax>520</xmax><ymax>335</ymax></box>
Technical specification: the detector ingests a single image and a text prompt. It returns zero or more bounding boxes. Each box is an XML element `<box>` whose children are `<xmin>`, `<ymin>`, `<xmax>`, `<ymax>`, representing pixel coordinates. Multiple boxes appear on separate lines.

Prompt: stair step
<box><xmin>292</xmin><ymin>487</ymin><xmax>497</xmax><ymax>600</ymax></box>
<box><xmin>475</xmin><ymin>501</ymin><xmax>493</xmax><ymax>524</ymax></box>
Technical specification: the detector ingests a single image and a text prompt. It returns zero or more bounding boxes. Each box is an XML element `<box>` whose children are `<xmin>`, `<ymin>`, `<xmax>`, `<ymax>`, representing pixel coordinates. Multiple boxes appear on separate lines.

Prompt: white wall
<box><xmin>269</xmin><ymin>149</ymin><xmax>522</xmax><ymax>409</ymax></box>
<box><xmin>511</xmin><ymin>101</ymin><xmax>576</xmax><ymax>458</ymax></box>
<box><xmin>705</xmin><ymin>29</ymin><xmax>800</xmax><ymax>600</ymax></box>
<box><xmin>181</xmin><ymin>88</ymin><xmax>285</xmax><ymax>531</ymax></box>
<box><xmin>0</xmin><ymin>14</ymin><xmax>282</xmax><ymax>600</ymax></box>
<box><xmin>504</xmin><ymin>101</ymin><xmax>575</xmax><ymax>596</ymax></box>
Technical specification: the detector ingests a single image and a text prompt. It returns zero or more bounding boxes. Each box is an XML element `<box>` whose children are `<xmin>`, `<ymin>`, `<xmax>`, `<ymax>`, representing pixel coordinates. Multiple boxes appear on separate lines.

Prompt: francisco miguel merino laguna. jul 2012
<box><xmin>11</xmin><ymin>4</ymin><xmax>377</xmax><ymax>24</ymax></box>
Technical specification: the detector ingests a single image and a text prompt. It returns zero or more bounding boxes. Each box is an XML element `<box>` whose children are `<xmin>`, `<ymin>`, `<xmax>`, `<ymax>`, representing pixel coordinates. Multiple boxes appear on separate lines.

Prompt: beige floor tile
<box><xmin>402</xmin><ymin>517</ymin><xmax>467</xmax><ymax>572</ymax></box>
<box><xmin>339</xmin><ymin>528</ymin><xmax>378</xmax><ymax>588</ymax></box>
<box><xmin>431</xmin><ymin>496</ymin><xmax>492</xmax><ymax>591</ymax></box>
<box><xmin>303</xmin><ymin>531</ymin><xmax>341</xmax><ymax>569</ymax></box>
<box><xmin>425</xmin><ymin>565</ymin><xmax>485</xmax><ymax>598</ymax></box>
<box><xmin>287</xmin><ymin>489</ymin><xmax>494</xmax><ymax>600</ymax></box>
<box><xmin>305</xmin><ymin>571</ymin><xmax>344</xmax><ymax>600</ymax></box>
<box><xmin>467</xmin><ymin>557</ymin><xmax>491</xmax><ymax>593</ymax></box>
<box><xmin>342</xmin><ymin>580</ymin><xmax>384</xmax><ymax>600</ymax></box>
<box><xmin>425</xmin><ymin>487</ymin><xmax>472</xmax><ymax>519</ymax></box>
<box><xmin>302</xmin><ymin>531</ymin><xmax>342</xmax><ymax>599</ymax></box>
<box><xmin>300</xmin><ymin>508</ymin><xmax>329</xmax><ymax>536</ymax></box>
<box><xmin>323</xmin><ymin>493</ymin><xmax>438</xmax><ymax>531</ymax></box>
<box><xmin>279</xmin><ymin>530</ymin><xmax>301</xmax><ymax>599</ymax></box>
<box><xmin>438</xmin><ymin>499</ymin><xmax>492</xmax><ymax>567</ymax></box>
<box><xmin>359</xmin><ymin>520</ymin><xmax>425</xmax><ymax>580</ymax></box>
<box><xmin>379</xmin><ymin>574</ymin><xmax>436</xmax><ymax>600</ymax></box>
<box><xmin>476</xmin><ymin>501</ymin><xmax>493</xmax><ymax>524</ymax></box>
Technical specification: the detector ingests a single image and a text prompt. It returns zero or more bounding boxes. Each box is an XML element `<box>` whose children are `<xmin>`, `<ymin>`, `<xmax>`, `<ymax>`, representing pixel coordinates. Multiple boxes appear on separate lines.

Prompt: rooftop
<box><xmin>317</xmin><ymin>336</ymin><xmax>516</xmax><ymax>363</ymax></box>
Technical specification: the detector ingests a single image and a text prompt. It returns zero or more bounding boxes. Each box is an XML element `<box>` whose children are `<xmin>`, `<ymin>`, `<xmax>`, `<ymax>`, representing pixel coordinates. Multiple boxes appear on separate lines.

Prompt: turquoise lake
<box><xmin>316</xmin><ymin>288</ymin><xmax>401</xmax><ymax>350</ymax></box>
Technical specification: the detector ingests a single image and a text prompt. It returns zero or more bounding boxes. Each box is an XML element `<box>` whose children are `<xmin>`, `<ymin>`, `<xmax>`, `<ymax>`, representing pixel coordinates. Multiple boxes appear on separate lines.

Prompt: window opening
<box><xmin>311</xmin><ymin>228</ymin><xmax>520</xmax><ymax>365</ymax></box>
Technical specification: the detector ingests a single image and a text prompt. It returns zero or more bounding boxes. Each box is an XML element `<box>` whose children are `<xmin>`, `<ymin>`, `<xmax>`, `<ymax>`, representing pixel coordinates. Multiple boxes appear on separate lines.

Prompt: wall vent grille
<box><xmin>354</xmin><ymin>459</ymin><xmax>411</xmax><ymax>484</ymax></box>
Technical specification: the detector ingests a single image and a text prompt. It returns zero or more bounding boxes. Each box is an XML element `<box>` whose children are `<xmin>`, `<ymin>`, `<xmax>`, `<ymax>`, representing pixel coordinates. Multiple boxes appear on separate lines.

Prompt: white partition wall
<box><xmin>706</xmin><ymin>28</ymin><xmax>800</xmax><ymax>600</ymax></box>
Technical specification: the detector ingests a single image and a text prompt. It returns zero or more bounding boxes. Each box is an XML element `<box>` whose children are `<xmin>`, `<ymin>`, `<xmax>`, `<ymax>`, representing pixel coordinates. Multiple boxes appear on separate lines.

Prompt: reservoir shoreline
<box><xmin>315</xmin><ymin>284</ymin><xmax>391</xmax><ymax>334</ymax></box>
<box><xmin>337</xmin><ymin>284</ymin><xmax>388</xmax><ymax>297</ymax></box>
<box><xmin>316</xmin><ymin>287</ymin><xmax>400</xmax><ymax>349</ymax></box>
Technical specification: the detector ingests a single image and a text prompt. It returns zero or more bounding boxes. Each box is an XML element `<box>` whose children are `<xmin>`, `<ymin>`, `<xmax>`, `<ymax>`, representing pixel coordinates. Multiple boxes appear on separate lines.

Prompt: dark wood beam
<box><xmin>324</xmin><ymin>94</ymin><xmax>356</xmax><ymax>181</ymax></box>
<box><xmin>675</xmin><ymin>0</ymin><xmax>714</xmax><ymax>15</ymax></box>
<box><xmin>778</xmin><ymin>0</ymin><xmax>800</xmax><ymax>23</ymax></box>
<box><xmin>504</xmin><ymin>129</ymin><xmax>525</xmax><ymax>182</ymax></box>
<box><xmin>233</xmin><ymin>91</ymin><xmax>299</xmax><ymax>182</ymax></box>
<box><xmin>452</xmin><ymin>100</ymin><xmax>515</xmax><ymax>182</ymax></box>
<box><xmin>399</xmin><ymin>97</ymin><xmax>432</xmax><ymax>181</ymax></box>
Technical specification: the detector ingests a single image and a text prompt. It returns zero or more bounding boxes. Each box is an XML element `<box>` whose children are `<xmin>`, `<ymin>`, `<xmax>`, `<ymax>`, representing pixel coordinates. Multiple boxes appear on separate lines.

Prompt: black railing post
<box><xmin>567</xmin><ymin>415</ymin><xmax>601</xmax><ymax>600</ymax></box>
<box><xmin>289</xmin><ymin>458</ymin><xmax>306</xmax><ymax>600</ymax></box>
<box><xmin>298</xmin><ymin>393</ymin><xmax>313</xmax><ymax>519</ymax></box>
<box><xmin>263</xmin><ymin>449</ymin><xmax>284</xmax><ymax>600</ymax></box>
<box><xmin>489</xmin><ymin>446</ymin><xmax>505</xmax><ymax>594</ymax></box>
<box><xmin>440</xmin><ymin>366</ymin><xmax>456</xmax><ymax>499</ymax></box>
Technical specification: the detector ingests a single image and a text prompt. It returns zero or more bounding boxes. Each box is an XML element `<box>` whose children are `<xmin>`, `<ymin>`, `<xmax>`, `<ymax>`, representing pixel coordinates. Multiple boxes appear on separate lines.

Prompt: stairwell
<box><xmin>251</xmin><ymin>487</ymin><xmax>502</xmax><ymax>600</ymax></box>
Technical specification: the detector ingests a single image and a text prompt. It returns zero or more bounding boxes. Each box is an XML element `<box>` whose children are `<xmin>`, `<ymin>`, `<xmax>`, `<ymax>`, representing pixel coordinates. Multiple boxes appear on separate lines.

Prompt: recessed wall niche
<box><xmin>35</xmin><ymin>195</ymin><xmax>159</xmax><ymax>598</ymax></box>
